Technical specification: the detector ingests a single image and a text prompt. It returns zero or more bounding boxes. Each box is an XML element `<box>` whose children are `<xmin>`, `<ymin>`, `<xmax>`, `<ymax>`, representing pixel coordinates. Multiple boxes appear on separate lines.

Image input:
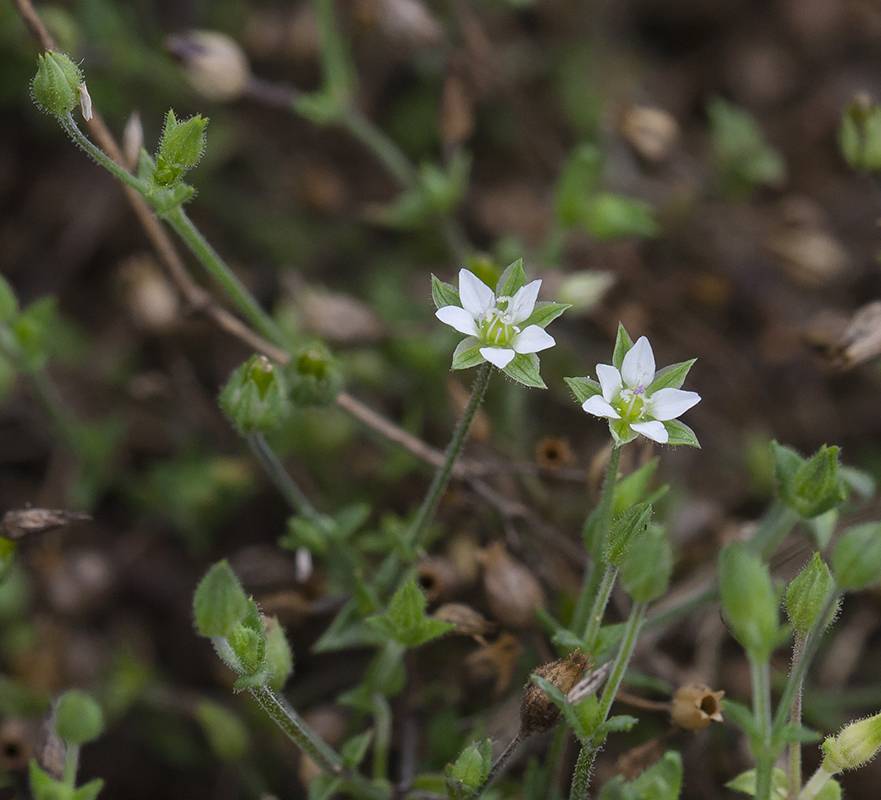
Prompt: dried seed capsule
<box><xmin>432</xmin><ymin>603</ymin><xmax>495</xmax><ymax>640</ymax></box>
<box><xmin>520</xmin><ymin>649</ymin><xmax>592</xmax><ymax>734</ymax></box>
<box><xmin>462</xmin><ymin>633</ymin><xmax>522</xmax><ymax>698</ymax></box>
<box><xmin>479</xmin><ymin>541</ymin><xmax>546</xmax><ymax>629</ymax></box>
<box><xmin>417</xmin><ymin>556</ymin><xmax>463</xmax><ymax>603</ymax></box>
<box><xmin>669</xmin><ymin>684</ymin><xmax>725</xmax><ymax>731</ymax></box>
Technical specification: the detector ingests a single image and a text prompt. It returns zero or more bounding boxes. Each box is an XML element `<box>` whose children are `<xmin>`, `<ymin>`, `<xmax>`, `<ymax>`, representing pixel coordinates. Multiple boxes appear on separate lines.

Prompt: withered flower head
<box><xmin>670</xmin><ymin>683</ymin><xmax>725</xmax><ymax>731</ymax></box>
<box><xmin>520</xmin><ymin>649</ymin><xmax>592</xmax><ymax>734</ymax></box>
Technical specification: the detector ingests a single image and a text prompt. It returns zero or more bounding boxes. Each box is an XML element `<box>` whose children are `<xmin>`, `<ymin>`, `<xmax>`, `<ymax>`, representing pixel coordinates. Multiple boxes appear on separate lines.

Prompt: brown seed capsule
<box><xmin>669</xmin><ymin>683</ymin><xmax>725</xmax><ymax>731</ymax></box>
<box><xmin>432</xmin><ymin>603</ymin><xmax>495</xmax><ymax>641</ymax></box>
<box><xmin>520</xmin><ymin>650</ymin><xmax>592</xmax><ymax>734</ymax></box>
<box><xmin>462</xmin><ymin>633</ymin><xmax>522</xmax><ymax>698</ymax></box>
<box><xmin>0</xmin><ymin>719</ymin><xmax>39</xmax><ymax>772</ymax></box>
<box><xmin>417</xmin><ymin>557</ymin><xmax>463</xmax><ymax>604</ymax></box>
<box><xmin>479</xmin><ymin>541</ymin><xmax>547</xmax><ymax>629</ymax></box>
<box><xmin>535</xmin><ymin>437</ymin><xmax>576</xmax><ymax>471</ymax></box>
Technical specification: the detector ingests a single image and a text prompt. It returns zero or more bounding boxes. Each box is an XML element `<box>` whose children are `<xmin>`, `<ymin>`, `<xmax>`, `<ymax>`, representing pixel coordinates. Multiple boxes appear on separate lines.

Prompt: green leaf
<box><xmin>431</xmin><ymin>274</ymin><xmax>460</xmax><ymax>309</ymax></box>
<box><xmin>725</xmin><ymin>767</ymin><xmax>787</xmax><ymax>799</ymax></box>
<box><xmin>778</xmin><ymin>723</ymin><xmax>821</xmax><ymax>744</ymax></box>
<box><xmin>451</xmin><ymin>338</ymin><xmax>485</xmax><ymax>370</ymax></box>
<box><xmin>530</xmin><ymin>674</ymin><xmax>591</xmax><ymax>740</ymax></box>
<box><xmin>29</xmin><ymin>760</ymin><xmax>69</xmax><ymax>800</ymax></box>
<box><xmin>195</xmin><ymin>700</ymin><xmax>249</xmax><ymax>762</ymax></box>
<box><xmin>720</xmin><ymin>699</ymin><xmax>759</xmax><ymax>740</ymax></box>
<box><xmin>612</xmin><ymin>323</ymin><xmax>635</xmax><ymax>370</ymax></box>
<box><xmin>496</xmin><ymin>259</ymin><xmax>526</xmax><ymax>297</ymax></box>
<box><xmin>193</xmin><ymin>560</ymin><xmax>249</xmax><ymax>638</ymax></box>
<box><xmin>72</xmin><ymin>780</ymin><xmax>104</xmax><ymax>800</ymax></box>
<box><xmin>366</xmin><ymin>580</ymin><xmax>454</xmax><ymax>647</ymax></box>
<box><xmin>663</xmin><ymin>420</ymin><xmax>700</xmax><ymax>448</ymax></box>
<box><xmin>648</xmin><ymin>359</ymin><xmax>696</xmax><ymax>393</ymax></box>
<box><xmin>565</xmin><ymin>376</ymin><xmax>602</xmax><ymax>404</ymax></box>
<box><xmin>619</xmin><ymin>525</ymin><xmax>672</xmax><ymax>604</ymax></box>
<box><xmin>597</xmin><ymin>751</ymin><xmax>681</xmax><ymax>800</ymax></box>
<box><xmin>309</xmin><ymin>775</ymin><xmax>344</xmax><ymax>800</ymax></box>
<box><xmin>593</xmin><ymin>622</ymin><xmax>626</xmax><ymax>657</ymax></box>
<box><xmin>613</xmin><ymin>460</ymin><xmax>659</xmax><ymax>515</ymax></box>
<box><xmin>554</xmin><ymin>143</ymin><xmax>604</xmax><ymax>227</ymax></box>
<box><xmin>582</xmin><ymin>194</ymin><xmax>657</xmax><ymax>241</ymax></box>
<box><xmin>0</xmin><ymin>274</ymin><xmax>19</xmax><ymax>322</ymax></box>
<box><xmin>503</xmin><ymin>353</ymin><xmax>546</xmax><ymax>389</ymax></box>
<box><xmin>833</xmin><ymin>522</ymin><xmax>881</xmax><ymax>590</ymax></box>
<box><xmin>446</xmin><ymin>739</ymin><xmax>492</xmax><ymax>796</ymax></box>
<box><xmin>523</xmin><ymin>301</ymin><xmax>570</xmax><ymax>329</ymax></box>
<box><xmin>341</xmin><ymin>730</ymin><xmax>374</xmax><ymax>768</ymax></box>
<box><xmin>604</xmin><ymin>503</ymin><xmax>652</xmax><ymax>567</ymax></box>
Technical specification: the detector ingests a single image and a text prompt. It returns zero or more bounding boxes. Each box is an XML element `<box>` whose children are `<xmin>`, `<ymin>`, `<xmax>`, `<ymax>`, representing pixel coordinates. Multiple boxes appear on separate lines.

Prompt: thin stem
<box><xmin>405</xmin><ymin>363</ymin><xmax>492</xmax><ymax>552</ymax></box>
<box><xmin>338</xmin><ymin>105</ymin><xmax>418</xmax><ymax>189</ymax></box>
<box><xmin>63</xmin><ymin>742</ymin><xmax>80</xmax><ymax>786</ymax></box>
<box><xmin>750</xmin><ymin>656</ymin><xmax>774</xmax><ymax>800</ymax></box>
<box><xmin>59</xmin><ymin>114</ymin><xmax>144</xmax><ymax>192</ymax></box>
<box><xmin>313</xmin><ymin>0</ymin><xmax>355</xmax><ymax>102</ymax></box>
<box><xmin>372</xmin><ymin>693</ymin><xmax>393</xmax><ymax>781</ymax></box>
<box><xmin>581</xmin><ymin>564</ymin><xmax>619</xmax><ymax>651</ymax></box>
<box><xmin>788</xmin><ymin>636</ymin><xmax>807</xmax><ymax>800</ymax></box>
<box><xmin>798</xmin><ymin>765</ymin><xmax>835</xmax><ymax>800</ymax></box>
<box><xmin>745</xmin><ymin>502</ymin><xmax>801</xmax><ymax>560</ymax></box>
<box><xmin>247</xmin><ymin>433</ymin><xmax>325</xmax><ymax>524</ymax></box>
<box><xmin>162</xmin><ymin>206</ymin><xmax>288</xmax><ymax>349</ymax></box>
<box><xmin>569</xmin><ymin>741</ymin><xmax>600</xmax><ymax>800</ymax></box>
<box><xmin>480</xmin><ymin>730</ymin><xmax>527</xmax><ymax>791</ymax></box>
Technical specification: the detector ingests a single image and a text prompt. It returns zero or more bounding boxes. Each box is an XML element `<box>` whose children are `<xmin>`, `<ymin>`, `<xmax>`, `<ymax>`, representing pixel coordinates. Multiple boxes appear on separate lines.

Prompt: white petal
<box><xmin>646</xmin><ymin>388</ymin><xmax>701</xmax><ymax>421</ymax></box>
<box><xmin>507</xmin><ymin>279</ymin><xmax>541</xmax><ymax>322</ymax></box>
<box><xmin>621</xmin><ymin>336</ymin><xmax>655</xmax><ymax>390</ymax></box>
<box><xmin>436</xmin><ymin>306</ymin><xmax>479</xmax><ymax>336</ymax></box>
<box><xmin>582</xmin><ymin>396</ymin><xmax>620</xmax><ymax>419</ymax></box>
<box><xmin>596</xmin><ymin>364</ymin><xmax>623</xmax><ymax>403</ymax></box>
<box><xmin>512</xmin><ymin>325</ymin><xmax>554</xmax><ymax>354</ymax></box>
<box><xmin>631</xmin><ymin>420</ymin><xmax>668</xmax><ymax>443</ymax></box>
<box><xmin>480</xmin><ymin>347</ymin><xmax>515</xmax><ymax>368</ymax></box>
<box><xmin>459</xmin><ymin>269</ymin><xmax>496</xmax><ymax>317</ymax></box>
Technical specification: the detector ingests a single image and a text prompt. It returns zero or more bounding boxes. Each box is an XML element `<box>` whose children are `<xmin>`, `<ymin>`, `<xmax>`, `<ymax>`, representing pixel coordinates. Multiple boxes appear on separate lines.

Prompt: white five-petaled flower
<box><xmin>435</xmin><ymin>269</ymin><xmax>556</xmax><ymax>369</ymax></box>
<box><xmin>581</xmin><ymin>335</ymin><xmax>700</xmax><ymax>445</ymax></box>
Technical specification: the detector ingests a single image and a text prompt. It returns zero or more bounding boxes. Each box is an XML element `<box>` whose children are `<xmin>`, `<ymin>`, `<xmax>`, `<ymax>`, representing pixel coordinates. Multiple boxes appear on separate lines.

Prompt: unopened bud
<box><xmin>152</xmin><ymin>109</ymin><xmax>208</xmax><ymax>188</ymax></box>
<box><xmin>773</xmin><ymin>442</ymin><xmax>847</xmax><ymax>519</ymax></box>
<box><xmin>32</xmin><ymin>51</ymin><xmax>83</xmax><ymax>118</ymax></box>
<box><xmin>54</xmin><ymin>690</ymin><xmax>103</xmax><ymax>745</ymax></box>
<box><xmin>520</xmin><ymin>649</ymin><xmax>592</xmax><ymax>734</ymax></box>
<box><xmin>670</xmin><ymin>684</ymin><xmax>724</xmax><ymax>731</ymax></box>
<box><xmin>785</xmin><ymin>552</ymin><xmax>837</xmax><ymax>635</ymax></box>
<box><xmin>822</xmin><ymin>712</ymin><xmax>881</xmax><ymax>773</ymax></box>
<box><xmin>286</xmin><ymin>342</ymin><xmax>342</xmax><ymax>406</ymax></box>
<box><xmin>165</xmin><ymin>30</ymin><xmax>251</xmax><ymax>101</ymax></box>
<box><xmin>219</xmin><ymin>355</ymin><xmax>291</xmax><ymax>434</ymax></box>
<box><xmin>262</xmin><ymin>615</ymin><xmax>294</xmax><ymax>690</ymax></box>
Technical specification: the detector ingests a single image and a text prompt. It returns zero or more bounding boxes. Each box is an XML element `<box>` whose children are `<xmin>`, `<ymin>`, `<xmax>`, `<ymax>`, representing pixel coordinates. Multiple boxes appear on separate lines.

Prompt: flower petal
<box><xmin>459</xmin><ymin>269</ymin><xmax>496</xmax><ymax>317</ymax></box>
<box><xmin>507</xmin><ymin>279</ymin><xmax>541</xmax><ymax>322</ymax></box>
<box><xmin>621</xmin><ymin>336</ymin><xmax>656</xmax><ymax>390</ymax></box>
<box><xmin>436</xmin><ymin>306</ymin><xmax>479</xmax><ymax>336</ymax></box>
<box><xmin>631</xmin><ymin>420</ymin><xmax>668</xmax><ymax>443</ymax></box>
<box><xmin>582</xmin><ymin>395</ymin><xmax>621</xmax><ymax>419</ymax></box>
<box><xmin>646</xmin><ymin>388</ymin><xmax>701</xmax><ymax>421</ymax></box>
<box><xmin>479</xmin><ymin>347</ymin><xmax>515</xmax><ymax>368</ymax></box>
<box><xmin>512</xmin><ymin>325</ymin><xmax>555</xmax><ymax>354</ymax></box>
<box><xmin>596</xmin><ymin>364</ymin><xmax>623</xmax><ymax>403</ymax></box>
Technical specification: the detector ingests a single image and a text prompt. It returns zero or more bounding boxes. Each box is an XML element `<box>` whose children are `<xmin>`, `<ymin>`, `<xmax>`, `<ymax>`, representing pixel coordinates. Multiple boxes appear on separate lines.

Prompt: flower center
<box><xmin>617</xmin><ymin>387</ymin><xmax>647</xmax><ymax>421</ymax></box>
<box><xmin>478</xmin><ymin>300</ymin><xmax>519</xmax><ymax>348</ymax></box>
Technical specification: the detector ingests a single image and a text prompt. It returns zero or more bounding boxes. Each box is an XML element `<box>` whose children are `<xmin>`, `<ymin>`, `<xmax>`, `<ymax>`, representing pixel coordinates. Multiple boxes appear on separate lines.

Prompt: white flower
<box><xmin>435</xmin><ymin>268</ymin><xmax>556</xmax><ymax>369</ymax></box>
<box><xmin>580</xmin><ymin>335</ymin><xmax>700</xmax><ymax>445</ymax></box>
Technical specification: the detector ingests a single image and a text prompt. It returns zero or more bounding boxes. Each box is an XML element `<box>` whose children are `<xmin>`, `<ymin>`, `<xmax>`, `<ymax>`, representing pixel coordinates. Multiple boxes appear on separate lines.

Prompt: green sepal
<box><xmin>32</xmin><ymin>51</ymin><xmax>83</xmax><ymax>118</ymax></box>
<box><xmin>773</xmin><ymin>443</ymin><xmax>847</xmax><ymax>519</ymax></box>
<box><xmin>149</xmin><ymin>183</ymin><xmax>196</xmax><ymax>213</ymax></box>
<box><xmin>431</xmin><ymin>274</ymin><xmax>460</xmax><ymax>309</ymax></box>
<box><xmin>565</xmin><ymin>376</ymin><xmax>602</xmax><ymax>404</ymax></box>
<box><xmin>451</xmin><ymin>338</ymin><xmax>484</xmax><ymax>370</ymax></box>
<box><xmin>341</xmin><ymin>730</ymin><xmax>374</xmax><ymax>768</ymax></box>
<box><xmin>218</xmin><ymin>355</ymin><xmax>291</xmax><ymax>434</ymax></box>
<box><xmin>833</xmin><ymin>522</ymin><xmax>881</xmax><ymax>590</ymax></box>
<box><xmin>226</xmin><ymin>598</ymin><xmax>267</xmax><ymax>678</ymax></box>
<box><xmin>495</xmin><ymin>258</ymin><xmax>526</xmax><ymax>298</ymax></box>
<box><xmin>523</xmin><ymin>301</ymin><xmax>570</xmax><ymax>330</ymax></box>
<box><xmin>153</xmin><ymin>109</ymin><xmax>208</xmax><ymax>188</ymax></box>
<box><xmin>193</xmin><ymin>560</ymin><xmax>249</xmax><ymax>638</ymax></box>
<box><xmin>195</xmin><ymin>700</ymin><xmax>249</xmax><ymax>762</ymax></box>
<box><xmin>663</xmin><ymin>419</ymin><xmax>701</xmax><ymax>448</ymax></box>
<box><xmin>503</xmin><ymin>353</ymin><xmax>546</xmax><ymax>389</ymax></box>
<box><xmin>366</xmin><ymin>580</ymin><xmax>454</xmax><ymax>647</ymax></box>
<box><xmin>262</xmin><ymin>616</ymin><xmax>294</xmax><ymax>690</ymax></box>
<box><xmin>612</xmin><ymin>323</ymin><xmax>635</xmax><ymax>370</ymax></box>
<box><xmin>648</xmin><ymin>359</ymin><xmax>696</xmax><ymax>393</ymax></box>
<box><xmin>286</xmin><ymin>341</ymin><xmax>343</xmax><ymax>406</ymax></box>
<box><xmin>785</xmin><ymin>552</ymin><xmax>837</xmax><ymax>636</ymax></box>
<box><xmin>619</xmin><ymin>525</ymin><xmax>672</xmax><ymax>604</ymax></box>
<box><xmin>55</xmin><ymin>689</ymin><xmax>104</xmax><ymax>745</ymax></box>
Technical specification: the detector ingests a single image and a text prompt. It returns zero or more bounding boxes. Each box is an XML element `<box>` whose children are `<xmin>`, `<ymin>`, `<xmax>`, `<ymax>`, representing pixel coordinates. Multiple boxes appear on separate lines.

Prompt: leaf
<box><xmin>431</xmin><ymin>274</ymin><xmax>460</xmax><ymax>309</ymax></box>
<box><xmin>503</xmin><ymin>353</ymin><xmax>546</xmax><ymax>388</ymax></box>
<box><xmin>565</xmin><ymin>376</ymin><xmax>602</xmax><ymax>403</ymax></box>
<box><xmin>721</xmin><ymin>699</ymin><xmax>760</xmax><ymax>741</ymax></box>
<box><xmin>648</xmin><ymin>359</ymin><xmax>696</xmax><ymax>392</ymax></box>
<box><xmin>366</xmin><ymin>580</ymin><xmax>455</xmax><ymax>647</ymax></box>
<box><xmin>663</xmin><ymin>420</ymin><xmax>701</xmax><ymax>448</ymax></box>
<box><xmin>341</xmin><ymin>730</ymin><xmax>374</xmax><ymax>768</ymax></box>
<box><xmin>725</xmin><ymin>767</ymin><xmax>787</xmax><ymax>799</ymax></box>
<box><xmin>309</xmin><ymin>775</ymin><xmax>344</xmax><ymax>800</ymax></box>
<box><xmin>451</xmin><ymin>338</ymin><xmax>485</xmax><ymax>370</ymax></box>
<box><xmin>582</xmin><ymin>194</ymin><xmax>657</xmax><ymax>241</ymax></box>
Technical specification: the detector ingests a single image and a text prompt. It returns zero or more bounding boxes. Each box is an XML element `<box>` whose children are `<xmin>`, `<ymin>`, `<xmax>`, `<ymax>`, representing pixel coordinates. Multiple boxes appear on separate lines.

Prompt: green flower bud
<box><xmin>773</xmin><ymin>442</ymin><xmax>847</xmax><ymax>519</ymax></box>
<box><xmin>195</xmin><ymin>700</ymin><xmax>249</xmax><ymax>762</ymax></box>
<box><xmin>719</xmin><ymin>543</ymin><xmax>785</xmax><ymax>663</ymax></box>
<box><xmin>219</xmin><ymin>355</ymin><xmax>291</xmax><ymax>434</ymax></box>
<box><xmin>604</xmin><ymin>503</ymin><xmax>652</xmax><ymax>567</ymax></box>
<box><xmin>193</xmin><ymin>559</ymin><xmax>249</xmax><ymax>638</ymax></box>
<box><xmin>619</xmin><ymin>525</ymin><xmax>672</xmax><ymax>604</ymax></box>
<box><xmin>262</xmin><ymin>615</ymin><xmax>294</xmax><ymax>690</ymax></box>
<box><xmin>446</xmin><ymin>740</ymin><xmax>492</xmax><ymax>800</ymax></box>
<box><xmin>840</xmin><ymin>94</ymin><xmax>881</xmax><ymax>172</ymax></box>
<box><xmin>31</xmin><ymin>51</ymin><xmax>83</xmax><ymax>118</ymax></box>
<box><xmin>822</xmin><ymin>712</ymin><xmax>881</xmax><ymax>773</ymax></box>
<box><xmin>152</xmin><ymin>109</ymin><xmax>208</xmax><ymax>188</ymax></box>
<box><xmin>55</xmin><ymin>689</ymin><xmax>104</xmax><ymax>745</ymax></box>
<box><xmin>227</xmin><ymin>598</ymin><xmax>266</xmax><ymax>678</ymax></box>
<box><xmin>833</xmin><ymin>523</ymin><xmax>881</xmax><ymax>591</ymax></box>
<box><xmin>785</xmin><ymin>553</ymin><xmax>838</xmax><ymax>636</ymax></box>
<box><xmin>285</xmin><ymin>342</ymin><xmax>342</xmax><ymax>406</ymax></box>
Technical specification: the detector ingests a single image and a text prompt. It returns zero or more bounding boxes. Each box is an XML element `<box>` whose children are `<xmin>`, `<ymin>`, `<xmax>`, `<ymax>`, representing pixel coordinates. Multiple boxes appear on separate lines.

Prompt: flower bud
<box><xmin>285</xmin><ymin>343</ymin><xmax>342</xmax><ymax>407</ymax></box>
<box><xmin>520</xmin><ymin>650</ymin><xmax>592</xmax><ymax>734</ymax></box>
<box><xmin>219</xmin><ymin>355</ymin><xmax>291</xmax><ymax>434</ymax></box>
<box><xmin>262</xmin><ymin>615</ymin><xmax>294</xmax><ymax>691</ymax></box>
<box><xmin>833</xmin><ymin>522</ymin><xmax>881</xmax><ymax>591</ymax></box>
<box><xmin>54</xmin><ymin>690</ymin><xmax>104</xmax><ymax>745</ymax></box>
<box><xmin>152</xmin><ymin>109</ymin><xmax>208</xmax><ymax>188</ymax></box>
<box><xmin>840</xmin><ymin>94</ymin><xmax>881</xmax><ymax>172</ymax></box>
<box><xmin>165</xmin><ymin>31</ymin><xmax>251</xmax><ymax>102</ymax></box>
<box><xmin>785</xmin><ymin>552</ymin><xmax>837</xmax><ymax>635</ymax></box>
<box><xmin>670</xmin><ymin>684</ymin><xmax>724</xmax><ymax>731</ymax></box>
<box><xmin>773</xmin><ymin>442</ymin><xmax>847</xmax><ymax>519</ymax></box>
<box><xmin>822</xmin><ymin>712</ymin><xmax>881</xmax><ymax>773</ymax></box>
<box><xmin>31</xmin><ymin>51</ymin><xmax>83</xmax><ymax>118</ymax></box>
<box><xmin>193</xmin><ymin>559</ymin><xmax>250</xmax><ymax>638</ymax></box>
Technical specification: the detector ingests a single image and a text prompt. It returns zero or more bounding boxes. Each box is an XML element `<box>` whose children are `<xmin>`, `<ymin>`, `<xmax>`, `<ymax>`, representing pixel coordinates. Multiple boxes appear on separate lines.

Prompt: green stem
<box><xmin>569</xmin><ymin>741</ymin><xmax>600</xmax><ymax>800</ymax></box>
<box><xmin>798</xmin><ymin>765</ymin><xmax>835</xmax><ymax>800</ymax></box>
<box><xmin>247</xmin><ymin>433</ymin><xmax>325</xmax><ymax>525</ymax></box>
<box><xmin>338</xmin><ymin>105</ymin><xmax>418</xmax><ymax>189</ymax></box>
<box><xmin>60</xmin><ymin>114</ymin><xmax>144</xmax><ymax>192</ymax></box>
<box><xmin>372</xmin><ymin>693</ymin><xmax>392</xmax><ymax>781</ymax></box>
<box><xmin>313</xmin><ymin>0</ymin><xmax>356</xmax><ymax>102</ymax></box>
<box><xmin>788</xmin><ymin>636</ymin><xmax>807</xmax><ymax>799</ymax></box>
<box><xmin>480</xmin><ymin>730</ymin><xmax>527</xmax><ymax>792</ymax></box>
<box><xmin>405</xmin><ymin>362</ymin><xmax>492</xmax><ymax>552</ymax></box>
<box><xmin>581</xmin><ymin>564</ymin><xmax>619</xmax><ymax>651</ymax></box>
<box><xmin>745</xmin><ymin>502</ymin><xmax>800</xmax><ymax>560</ymax></box>
<box><xmin>162</xmin><ymin>206</ymin><xmax>288</xmax><ymax>348</ymax></box>
<box><xmin>63</xmin><ymin>742</ymin><xmax>80</xmax><ymax>786</ymax></box>
<box><xmin>750</xmin><ymin>656</ymin><xmax>774</xmax><ymax>800</ymax></box>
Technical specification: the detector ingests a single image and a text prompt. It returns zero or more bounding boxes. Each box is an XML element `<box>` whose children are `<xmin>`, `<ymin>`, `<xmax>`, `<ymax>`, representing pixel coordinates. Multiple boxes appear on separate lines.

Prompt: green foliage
<box><xmin>840</xmin><ymin>94</ymin><xmax>881</xmax><ymax>172</ymax></box>
<box><xmin>832</xmin><ymin>522</ymin><xmax>881</xmax><ymax>590</ymax></box>
<box><xmin>193</xmin><ymin>560</ymin><xmax>249</xmax><ymax>638</ymax></box>
<box><xmin>29</xmin><ymin>762</ymin><xmax>104</xmax><ymax>800</ymax></box>
<box><xmin>195</xmin><ymin>700</ymin><xmax>249</xmax><ymax>762</ymax></box>
<box><xmin>604</xmin><ymin>503</ymin><xmax>652</xmax><ymax>567</ymax></box>
<box><xmin>55</xmin><ymin>689</ymin><xmax>104</xmax><ymax>744</ymax></box>
<box><xmin>619</xmin><ymin>525</ymin><xmax>672</xmax><ymax>603</ymax></box>
<box><xmin>773</xmin><ymin>443</ymin><xmax>847</xmax><ymax>520</ymax></box>
<box><xmin>597</xmin><ymin>751</ymin><xmax>682</xmax><ymax>800</ymax></box>
<box><xmin>367</xmin><ymin>579</ymin><xmax>454</xmax><ymax>647</ymax></box>
<box><xmin>708</xmin><ymin>96</ymin><xmax>786</xmax><ymax>197</ymax></box>
<box><xmin>446</xmin><ymin>739</ymin><xmax>492</xmax><ymax>800</ymax></box>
